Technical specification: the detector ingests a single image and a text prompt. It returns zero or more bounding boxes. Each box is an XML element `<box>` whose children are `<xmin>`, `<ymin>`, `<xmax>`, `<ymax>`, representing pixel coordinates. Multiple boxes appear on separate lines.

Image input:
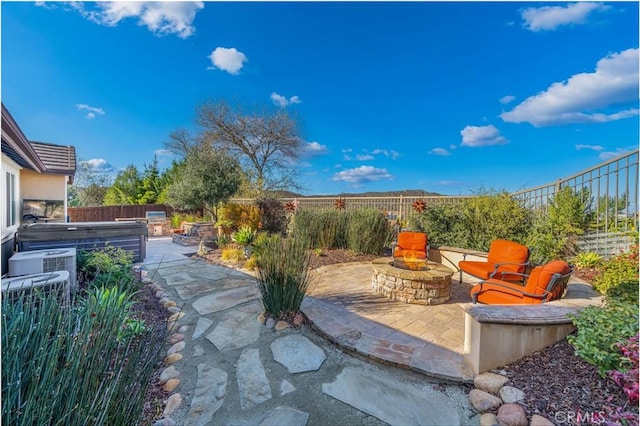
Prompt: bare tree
<box><xmin>195</xmin><ymin>100</ymin><xmax>304</xmax><ymax>195</ymax></box>
<box><xmin>164</xmin><ymin>128</ymin><xmax>197</xmax><ymax>158</ymax></box>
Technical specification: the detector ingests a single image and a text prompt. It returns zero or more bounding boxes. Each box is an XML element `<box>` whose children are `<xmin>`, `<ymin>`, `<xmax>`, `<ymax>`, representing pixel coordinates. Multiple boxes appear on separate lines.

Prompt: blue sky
<box><xmin>2</xmin><ymin>1</ymin><xmax>638</xmax><ymax>195</ymax></box>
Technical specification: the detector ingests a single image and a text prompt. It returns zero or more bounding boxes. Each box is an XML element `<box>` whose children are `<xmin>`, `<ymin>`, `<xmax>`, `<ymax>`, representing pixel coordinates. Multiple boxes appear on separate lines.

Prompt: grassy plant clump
<box><xmin>592</xmin><ymin>244</ymin><xmax>639</xmax><ymax>304</ymax></box>
<box><xmin>568</xmin><ymin>301</ymin><xmax>639</xmax><ymax>376</ymax></box>
<box><xmin>221</xmin><ymin>247</ymin><xmax>245</xmax><ymax>262</ymax></box>
<box><xmin>1</xmin><ymin>286</ymin><xmax>164</xmax><ymax>425</ymax></box>
<box><xmin>255</xmin><ymin>234</ymin><xmax>312</xmax><ymax>318</ymax></box>
<box><xmin>291</xmin><ymin>209</ymin><xmax>347</xmax><ymax>249</ymax></box>
<box><xmin>347</xmin><ymin>208</ymin><xmax>391</xmax><ymax>255</ymax></box>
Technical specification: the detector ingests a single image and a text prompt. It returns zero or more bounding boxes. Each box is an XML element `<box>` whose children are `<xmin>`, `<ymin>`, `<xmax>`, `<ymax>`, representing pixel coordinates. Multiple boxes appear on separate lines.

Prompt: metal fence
<box><xmin>230</xmin><ymin>195</ymin><xmax>470</xmax><ymax>220</ymax></box>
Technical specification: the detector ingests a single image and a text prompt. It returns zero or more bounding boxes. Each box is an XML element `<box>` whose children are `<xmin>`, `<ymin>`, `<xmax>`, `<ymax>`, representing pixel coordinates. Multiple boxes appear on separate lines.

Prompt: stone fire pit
<box><xmin>371</xmin><ymin>257</ymin><xmax>454</xmax><ymax>305</ymax></box>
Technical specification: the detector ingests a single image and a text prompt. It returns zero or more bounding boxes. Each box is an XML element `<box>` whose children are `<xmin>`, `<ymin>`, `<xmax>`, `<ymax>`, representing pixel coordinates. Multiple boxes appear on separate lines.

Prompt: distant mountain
<box><xmin>263</xmin><ymin>189</ymin><xmax>442</xmax><ymax>198</ymax></box>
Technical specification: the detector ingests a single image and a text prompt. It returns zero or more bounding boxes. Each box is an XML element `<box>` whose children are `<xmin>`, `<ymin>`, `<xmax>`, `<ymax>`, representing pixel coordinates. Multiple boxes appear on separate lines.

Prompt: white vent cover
<box><xmin>8</xmin><ymin>248</ymin><xmax>77</xmax><ymax>290</ymax></box>
<box><xmin>1</xmin><ymin>271</ymin><xmax>70</xmax><ymax>302</ymax></box>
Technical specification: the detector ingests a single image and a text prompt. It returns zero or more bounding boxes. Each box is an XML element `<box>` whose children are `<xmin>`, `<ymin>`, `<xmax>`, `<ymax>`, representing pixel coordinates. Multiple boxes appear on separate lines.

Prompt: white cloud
<box><xmin>270</xmin><ymin>92</ymin><xmax>302</xmax><ymax>107</ymax></box>
<box><xmin>76</xmin><ymin>103</ymin><xmax>105</xmax><ymax>119</ymax></box>
<box><xmin>208</xmin><ymin>47</ymin><xmax>247</xmax><ymax>75</ymax></box>
<box><xmin>575</xmin><ymin>144</ymin><xmax>604</xmax><ymax>151</ymax></box>
<box><xmin>332</xmin><ymin>166</ymin><xmax>394</xmax><ymax>185</ymax></box>
<box><xmin>430</xmin><ymin>147</ymin><xmax>451</xmax><ymax>156</ymax></box>
<box><xmin>303</xmin><ymin>141</ymin><xmax>329</xmax><ymax>156</ymax></box>
<box><xmin>499</xmin><ymin>95</ymin><xmax>516</xmax><ymax>104</ymax></box>
<box><xmin>65</xmin><ymin>2</ymin><xmax>203</xmax><ymax>38</ymax></box>
<box><xmin>371</xmin><ymin>149</ymin><xmax>401</xmax><ymax>160</ymax></box>
<box><xmin>460</xmin><ymin>125</ymin><xmax>508</xmax><ymax>147</ymax></box>
<box><xmin>82</xmin><ymin>158</ymin><xmax>115</xmax><ymax>173</ymax></box>
<box><xmin>599</xmin><ymin>148</ymin><xmax>634</xmax><ymax>160</ymax></box>
<box><xmin>356</xmin><ymin>154</ymin><xmax>374</xmax><ymax>161</ymax></box>
<box><xmin>521</xmin><ymin>2</ymin><xmax>610</xmax><ymax>32</ymax></box>
<box><xmin>501</xmin><ymin>48</ymin><xmax>639</xmax><ymax>127</ymax></box>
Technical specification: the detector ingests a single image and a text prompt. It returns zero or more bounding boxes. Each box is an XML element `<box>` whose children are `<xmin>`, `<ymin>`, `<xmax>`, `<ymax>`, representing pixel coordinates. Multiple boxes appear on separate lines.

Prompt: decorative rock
<box><xmin>159</xmin><ymin>297</ymin><xmax>170</xmax><ymax>305</ymax></box>
<box><xmin>142</xmin><ymin>277</ymin><xmax>153</xmax><ymax>284</ymax></box>
<box><xmin>280</xmin><ymin>379</ymin><xmax>296</xmax><ymax>396</ymax></box>
<box><xmin>193</xmin><ymin>318</ymin><xmax>214</xmax><ymax>339</ymax></box>
<box><xmin>480</xmin><ymin>413</ymin><xmax>499</xmax><ymax>426</ymax></box>
<box><xmin>206</xmin><ymin>309</ymin><xmax>262</xmax><ymax>352</ymax></box>
<box><xmin>259</xmin><ymin>406</ymin><xmax>309</xmax><ymax>426</ymax></box>
<box><xmin>293</xmin><ymin>312</ymin><xmax>304</xmax><ymax>326</ymax></box>
<box><xmin>469</xmin><ymin>389</ymin><xmax>502</xmax><ymax>413</ymax></box>
<box><xmin>177</xmin><ymin>325</ymin><xmax>188</xmax><ymax>333</ymax></box>
<box><xmin>168</xmin><ymin>333</ymin><xmax>184</xmax><ymax>345</ymax></box>
<box><xmin>164</xmin><ymin>353</ymin><xmax>183</xmax><ymax>365</ymax></box>
<box><xmin>163</xmin><ymin>393</ymin><xmax>183</xmax><ymax>416</ymax></box>
<box><xmin>271</xmin><ymin>335</ymin><xmax>327</xmax><ymax>373</ymax></box>
<box><xmin>496</xmin><ymin>403</ymin><xmax>528</xmax><ymax>426</ymax></box>
<box><xmin>167</xmin><ymin>341</ymin><xmax>186</xmax><ymax>355</ymax></box>
<box><xmin>257</xmin><ymin>312</ymin><xmax>267</xmax><ymax>324</ymax></box>
<box><xmin>159</xmin><ymin>366</ymin><xmax>180</xmax><ymax>384</ymax></box>
<box><xmin>168</xmin><ymin>312</ymin><xmax>185</xmax><ymax>322</ymax></box>
<box><xmin>167</xmin><ymin>306</ymin><xmax>181</xmax><ymax>314</ymax></box>
<box><xmin>163</xmin><ymin>379</ymin><xmax>181</xmax><ymax>392</ymax></box>
<box><xmin>275</xmin><ymin>320</ymin><xmax>289</xmax><ymax>331</ymax></box>
<box><xmin>164</xmin><ymin>300</ymin><xmax>177</xmax><ymax>308</ymax></box>
<box><xmin>156</xmin><ymin>290</ymin><xmax>167</xmax><ymax>299</ymax></box>
<box><xmin>237</xmin><ymin>348</ymin><xmax>272</xmax><ymax>409</ymax></box>
<box><xmin>265</xmin><ymin>318</ymin><xmax>276</xmax><ymax>329</ymax></box>
<box><xmin>192</xmin><ymin>286</ymin><xmax>259</xmax><ymax>315</ymax></box>
<box><xmin>167</xmin><ymin>321</ymin><xmax>178</xmax><ymax>332</ymax></box>
<box><xmin>186</xmin><ymin>363</ymin><xmax>228</xmax><ymax>425</ymax></box>
<box><xmin>530</xmin><ymin>414</ymin><xmax>555</xmax><ymax>426</ymax></box>
<box><xmin>474</xmin><ymin>372</ymin><xmax>509</xmax><ymax>394</ymax></box>
<box><xmin>499</xmin><ymin>385</ymin><xmax>525</xmax><ymax>403</ymax></box>
<box><xmin>152</xmin><ymin>418</ymin><xmax>176</xmax><ymax>426</ymax></box>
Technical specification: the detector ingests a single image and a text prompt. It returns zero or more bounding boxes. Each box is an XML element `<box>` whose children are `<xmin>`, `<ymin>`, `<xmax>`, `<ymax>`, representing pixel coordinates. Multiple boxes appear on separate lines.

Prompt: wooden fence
<box><xmin>68</xmin><ymin>204</ymin><xmax>173</xmax><ymax>222</ymax></box>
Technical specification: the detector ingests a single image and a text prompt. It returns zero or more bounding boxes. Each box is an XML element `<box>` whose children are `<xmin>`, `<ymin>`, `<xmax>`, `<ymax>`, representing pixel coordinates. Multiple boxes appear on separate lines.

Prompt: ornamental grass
<box><xmin>2</xmin><ymin>284</ymin><xmax>164</xmax><ymax>425</ymax></box>
<box><xmin>255</xmin><ymin>234</ymin><xmax>312</xmax><ymax>318</ymax></box>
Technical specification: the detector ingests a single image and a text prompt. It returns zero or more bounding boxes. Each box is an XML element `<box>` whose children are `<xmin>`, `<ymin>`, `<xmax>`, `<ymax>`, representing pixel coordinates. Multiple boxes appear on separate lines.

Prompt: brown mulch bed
<box><xmin>137</xmin><ymin>251</ymin><xmax>636</xmax><ymax>424</ymax></box>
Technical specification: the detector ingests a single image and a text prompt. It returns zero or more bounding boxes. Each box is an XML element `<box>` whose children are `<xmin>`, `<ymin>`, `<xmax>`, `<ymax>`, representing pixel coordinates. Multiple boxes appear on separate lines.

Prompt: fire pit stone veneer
<box><xmin>371</xmin><ymin>257</ymin><xmax>454</xmax><ymax>305</ymax></box>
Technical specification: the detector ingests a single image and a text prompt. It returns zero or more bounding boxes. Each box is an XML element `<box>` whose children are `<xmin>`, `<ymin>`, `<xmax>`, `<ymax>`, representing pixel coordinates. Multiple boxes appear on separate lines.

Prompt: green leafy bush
<box><xmin>291</xmin><ymin>209</ymin><xmax>348</xmax><ymax>249</ymax></box>
<box><xmin>592</xmin><ymin>244</ymin><xmax>639</xmax><ymax>304</ymax></box>
<box><xmin>1</xmin><ymin>286</ymin><xmax>165</xmax><ymax>424</ymax></box>
<box><xmin>255</xmin><ymin>234</ymin><xmax>312</xmax><ymax>318</ymax></box>
<box><xmin>79</xmin><ymin>246</ymin><xmax>137</xmax><ymax>292</ymax></box>
<box><xmin>527</xmin><ymin>187</ymin><xmax>593</xmax><ymax>264</ymax></box>
<box><xmin>407</xmin><ymin>203</ymin><xmax>466</xmax><ymax>247</ymax></box>
<box><xmin>568</xmin><ymin>301</ymin><xmax>639</xmax><ymax>376</ymax></box>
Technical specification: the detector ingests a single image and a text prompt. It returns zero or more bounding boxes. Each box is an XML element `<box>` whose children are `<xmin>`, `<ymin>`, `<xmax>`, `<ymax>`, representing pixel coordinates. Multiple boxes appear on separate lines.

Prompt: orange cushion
<box><xmin>470</xmin><ymin>279</ymin><xmax>537</xmax><ymax>305</ymax></box>
<box><xmin>397</xmin><ymin>232</ymin><xmax>427</xmax><ymax>252</ymax></box>
<box><xmin>458</xmin><ymin>261</ymin><xmax>496</xmax><ymax>280</ymax></box>
<box><xmin>523</xmin><ymin>260</ymin><xmax>571</xmax><ymax>303</ymax></box>
<box><xmin>487</xmin><ymin>240</ymin><xmax>529</xmax><ymax>267</ymax></box>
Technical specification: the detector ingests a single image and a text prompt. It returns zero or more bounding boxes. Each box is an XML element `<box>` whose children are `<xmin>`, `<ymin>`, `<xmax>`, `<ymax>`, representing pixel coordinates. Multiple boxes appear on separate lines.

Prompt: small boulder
<box><xmin>164</xmin><ymin>353</ymin><xmax>183</xmax><ymax>365</ymax></box>
<box><xmin>167</xmin><ymin>341</ymin><xmax>186</xmax><ymax>355</ymax></box>
<box><xmin>469</xmin><ymin>389</ymin><xmax>502</xmax><ymax>413</ymax></box>
<box><xmin>257</xmin><ymin>312</ymin><xmax>267</xmax><ymax>324</ymax></box>
<box><xmin>480</xmin><ymin>412</ymin><xmax>499</xmax><ymax>426</ymax></box>
<box><xmin>167</xmin><ymin>306</ymin><xmax>181</xmax><ymax>314</ymax></box>
<box><xmin>168</xmin><ymin>312</ymin><xmax>185</xmax><ymax>323</ymax></box>
<box><xmin>496</xmin><ymin>403</ymin><xmax>527</xmax><ymax>426</ymax></box>
<box><xmin>163</xmin><ymin>393</ymin><xmax>182</xmax><ymax>417</ymax></box>
<box><xmin>474</xmin><ymin>372</ymin><xmax>509</xmax><ymax>394</ymax></box>
<box><xmin>164</xmin><ymin>300</ymin><xmax>177</xmax><ymax>308</ymax></box>
<box><xmin>499</xmin><ymin>385</ymin><xmax>525</xmax><ymax>403</ymax></box>
<box><xmin>293</xmin><ymin>312</ymin><xmax>304</xmax><ymax>326</ymax></box>
<box><xmin>530</xmin><ymin>414</ymin><xmax>555</xmax><ymax>426</ymax></box>
<box><xmin>265</xmin><ymin>318</ymin><xmax>276</xmax><ymax>329</ymax></box>
<box><xmin>275</xmin><ymin>320</ymin><xmax>290</xmax><ymax>331</ymax></box>
<box><xmin>163</xmin><ymin>379</ymin><xmax>181</xmax><ymax>392</ymax></box>
<box><xmin>153</xmin><ymin>418</ymin><xmax>176</xmax><ymax>426</ymax></box>
<box><xmin>168</xmin><ymin>333</ymin><xmax>184</xmax><ymax>345</ymax></box>
<box><xmin>159</xmin><ymin>366</ymin><xmax>180</xmax><ymax>384</ymax></box>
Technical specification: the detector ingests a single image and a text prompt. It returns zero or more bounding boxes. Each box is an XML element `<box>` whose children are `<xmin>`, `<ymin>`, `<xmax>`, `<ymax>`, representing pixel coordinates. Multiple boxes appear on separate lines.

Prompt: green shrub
<box><xmin>347</xmin><ymin>208</ymin><xmax>390</xmax><ymax>255</ymax></box>
<box><xmin>592</xmin><ymin>245</ymin><xmax>639</xmax><ymax>304</ymax></box>
<box><xmin>170</xmin><ymin>212</ymin><xmax>201</xmax><ymax>229</ymax></box>
<box><xmin>255</xmin><ymin>234</ymin><xmax>312</xmax><ymax>318</ymax></box>
<box><xmin>1</xmin><ymin>286</ymin><xmax>165</xmax><ymax>424</ymax></box>
<box><xmin>461</xmin><ymin>192</ymin><xmax>532</xmax><ymax>252</ymax></box>
<box><xmin>218</xmin><ymin>202</ymin><xmax>261</xmax><ymax>230</ymax></box>
<box><xmin>568</xmin><ymin>301</ymin><xmax>639</xmax><ymax>376</ymax></box>
<box><xmin>407</xmin><ymin>203</ymin><xmax>466</xmax><ymax>247</ymax></box>
<box><xmin>291</xmin><ymin>209</ymin><xmax>349</xmax><ymax>249</ymax></box>
<box><xmin>527</xmin><ymin>187</ymin><xmax>593</xmax><ymax>264</ymax></box>
<box><xmin>573</xmin><ymin>251</ymin><xmax>603</xmax><ymax>269</ymax></box>
<box><xmin>79</xmin><ymin>246</ymin><xmax>137</xmax><ymax>292</ymax></box>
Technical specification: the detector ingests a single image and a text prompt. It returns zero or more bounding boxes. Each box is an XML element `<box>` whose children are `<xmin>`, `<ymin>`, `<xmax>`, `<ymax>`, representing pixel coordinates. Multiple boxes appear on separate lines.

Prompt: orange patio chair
<box><xmin>470</xmin><ymin>260</ymin><xmax>573</xmax><ymax>305</ymax></box>
<box><xmin>458</xmin><ymin>239</ymin><xmax>530</xmax><ymax>283</ymax></box>
<box><xmin>393</xmin><ymin>231</ymin><xmax>428</xmax><ymax>260</ymax></box>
